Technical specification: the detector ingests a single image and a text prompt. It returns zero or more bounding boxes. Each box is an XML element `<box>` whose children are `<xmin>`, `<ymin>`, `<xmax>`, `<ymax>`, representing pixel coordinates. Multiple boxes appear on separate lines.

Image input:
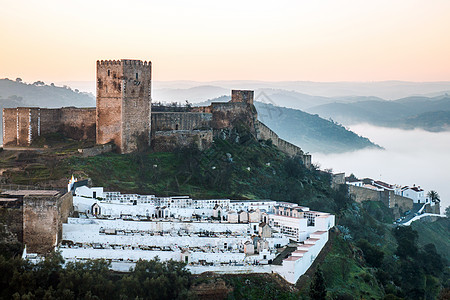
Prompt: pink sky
<box><xmin>1</xmin><ymin>0</ymin><xmax>449</xmax><ymax>83</ymax></box>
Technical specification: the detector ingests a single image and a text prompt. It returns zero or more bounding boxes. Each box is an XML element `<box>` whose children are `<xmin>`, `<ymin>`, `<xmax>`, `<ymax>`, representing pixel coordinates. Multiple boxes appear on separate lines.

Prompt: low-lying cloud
<box><xmin>314</xmin><ymin>124</ymin><xmax>450</xmax><ymax>211</ymax></box>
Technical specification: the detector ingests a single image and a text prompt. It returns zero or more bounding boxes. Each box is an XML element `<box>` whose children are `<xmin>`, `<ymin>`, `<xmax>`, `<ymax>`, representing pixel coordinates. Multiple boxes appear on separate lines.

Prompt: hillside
<box><xmin>307</xmin><ymin>94</ymin><xmax>450</xmax><ymax>131</ymax></box>
<box><xmin>0</xmin><ymin>78</ymin><xmax>95</xmax><ymax>108</ymax></box>
<box><xmin>0</xmin><ymin>137</ymin><xmax>448</xmax><ymax>299</ymax></box>
<box><xmin>254</xmin><ymin>102</ymin><xmax>381</xmax><ymax>154</ymax></box>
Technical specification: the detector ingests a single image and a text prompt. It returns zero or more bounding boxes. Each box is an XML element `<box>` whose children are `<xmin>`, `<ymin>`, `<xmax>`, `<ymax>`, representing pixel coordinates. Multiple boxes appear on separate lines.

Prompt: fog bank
<box><xmin>314</xmin><ymin>124</ymin><xmax>450</xmax><ymax>211</ymax></box>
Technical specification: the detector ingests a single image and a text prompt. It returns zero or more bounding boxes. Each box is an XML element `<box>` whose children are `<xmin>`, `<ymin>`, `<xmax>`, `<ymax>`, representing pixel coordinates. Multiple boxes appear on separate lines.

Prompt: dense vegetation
<box><xmin>0</xmin><ymin>254</ymin><xmax>192</xmax><ymax>299</ymax></box>
<box><xmin>65</xmin><ymin>135</ymin><xmax>345</xmax><ymax>207</ymax></box>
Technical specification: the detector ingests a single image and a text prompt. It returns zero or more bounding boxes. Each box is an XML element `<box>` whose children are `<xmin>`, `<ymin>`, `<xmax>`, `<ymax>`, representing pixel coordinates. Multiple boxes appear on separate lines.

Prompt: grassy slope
<box><xmin>64</xmin><ymin>138</ymin><xmax>336</xmax><ymax>207</ymax></box>
<box><xmin>412</xmin><ymin>218</ymin><xmax>450</xmax><ymax>263</ymax></box>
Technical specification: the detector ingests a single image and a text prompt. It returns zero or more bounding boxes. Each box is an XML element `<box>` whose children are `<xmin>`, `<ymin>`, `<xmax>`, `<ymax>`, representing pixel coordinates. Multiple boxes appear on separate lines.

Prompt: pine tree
<box><xmin>309</xmin><ymin>267</ymin><xmax>327</xmax><ymax>300</ymax></box>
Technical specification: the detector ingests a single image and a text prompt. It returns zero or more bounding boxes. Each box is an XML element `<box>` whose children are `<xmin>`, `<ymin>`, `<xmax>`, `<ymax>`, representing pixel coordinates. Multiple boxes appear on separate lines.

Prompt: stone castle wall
<box><xmin>210</xmin><ymin>102</ymin><xmax>256</xmax><ymax>133</ymax></box>
<box><xmin>22</xmin><ymin>195</ymin><xmax>58</xmax><ymax>253</ymax></box>
<box><xmin>231</xmin><ymin>90</ymin><xmax>254</xmax><ymax>105</ymax></box>
<box><xmin>39</xmin><ymin>109</ymin><xmax>61</xmax><ymax>136</ymax></box>
<box><xmin>348</xmin><ymin>185</ymin><xmax>382</xmax><ymax>203</ymax></box>
<box><xmin>21</xmin><ymin>191</ymin><xmax>72</xmax><ymax>254</ymax></box>
<box><xmin>383</xmin><ymin>191</ymin><xmax>414</xmax><ymax>216</ymax></box>
<box><xmin>152</xmin><ymin>130</ymin><xmax>213</xmax><ymax>152</ymax></box>
<box><xmin>151</xmin><ymin>112</ymin><xmax>212</xmax><ymax>131</ymax></box>
<box><xmin>60</xmin><ymin>107</ymin><xmax>96</xmax><ymax>140</ymax></box>
<box><xmin>2</xmin><ymin>107</ymin><xmax>95</xmax><ymax>146</ymax></box>
<box><xmin>256</xmin><ymin>121</ymin><xmax>311</xmax><ymax>167</ymax></box>
<box><xmin>3</xmin><ymin>108</ymin><xmax>18</xmax><ymax>146</ymax></box>
<box><xmin>0</xmin><ymin>199</ymin><xmax>23</xmax><ymax>246</ymax></box>
<box><xmin>349</xmin><ymin>185</ymin><xmax>413</xmax><ymax>218</ymax></box>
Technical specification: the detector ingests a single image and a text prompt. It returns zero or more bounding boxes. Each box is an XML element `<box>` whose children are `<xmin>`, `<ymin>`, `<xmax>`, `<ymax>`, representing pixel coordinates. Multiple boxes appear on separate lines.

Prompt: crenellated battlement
<box><xmin>97</xmin><ymin>59</ymin><xmax>151</xmax><ymax>67</ymax></box>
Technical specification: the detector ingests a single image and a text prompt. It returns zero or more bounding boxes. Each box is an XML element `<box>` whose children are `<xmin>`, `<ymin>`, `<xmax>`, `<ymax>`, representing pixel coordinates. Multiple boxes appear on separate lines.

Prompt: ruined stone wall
<box><xmin>256</xmin><ymin>121</ymin><xmax>311</xmax><ymax>167</ymax></box>
<box><xmin>152</xmin><ymin>130</ymin><xmax>213</xmax><ymax>152</ymax></box>
<box><xmin>151</xmin><ymin>112</ymin><xmax>212</xmax><ymax>131</ymax></box>
<box><xmin>57</xmin><ymin>192</ymin><xmax>73</xmax><ymax>242</ymax></box>
<box><xmin>331</xmin><ymin>173</ymin><xmax>346</xmax><ymax>189</ymax></box>
<box><xmin>60</xmin><ymin>107</ymin><xmax>96</xmax><ymax>140</ymax></box>
<box><xmin>2</xmin><ymin>108</ymin><xmax>18</xmax><ymax>146</ymax></box>
<box><xmin>39</xmin><ymin>109</ymin><xmax>61</xmax><ymax>136</ymax></box>
<box><xmin>384</xmin><ymin>191</ymin><xmax>413</xmax><ymax>215</ymax></box>
<box><xmin>349</xmin><ymin>185</ymin><xmax>413</xmax><ymax>218</ymax></box>
<box><xmin>210</xmin><ymin>102</ymin><xmax>255</xmax><ymax>132</ymax></box>
<box><xmin>78</xmin><ymin>144</ymin><xmax>114</xmax><ymax>157</ymax></box>
<box><xmin>349</xmin><ymin>185</ymin><xmax>382</xmax><ymax>203</ymax></box>
<box><xmin>191</xmin><ymin>106</ymin><xmax>212</xmax><ymax>113</ymax></box>
<box><xmin>2</xmin><ymin>107</ymin><xmax>93</xmax><ymax>146</ymax></box>
<box><xmin>22</xmin><ymin>191</ymin><xmax>73</xmax><ymax>254</ymax></box>
<box><xmin>0</xmin><ymin>200</ymin><xmax>23</xmax><ymax>245</ymax></box>
<box><xmin>23</xmin><ymin>195</ymin><xmax>59</xmax><ymax>253</ymax></box>
<box><xmin>17</xmin><ymin>108</ymin><xmax>30</xmax><ymax>146</ymax></box>
<box><xmin>231</xmin><ymin>90</ymin><xmax>254</xmax><ymax>105</ymax></box>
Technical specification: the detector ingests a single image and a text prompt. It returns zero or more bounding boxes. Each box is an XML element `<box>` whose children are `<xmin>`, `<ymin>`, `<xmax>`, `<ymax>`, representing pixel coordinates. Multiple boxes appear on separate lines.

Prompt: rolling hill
<box><xmin>306</xmin><ymin>94</ymin><xmax>450</xmax><ymax>131</ymax></box>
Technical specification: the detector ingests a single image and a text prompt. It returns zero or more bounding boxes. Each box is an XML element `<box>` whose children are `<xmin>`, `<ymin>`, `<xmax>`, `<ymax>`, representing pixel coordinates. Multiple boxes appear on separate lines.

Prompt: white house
<box><xmin>399</xmin><ymin>186</ymin><xmax>426</xmax><ymax>203</ymax></box>
<box><xmin>75</xmin><ymin>185</ymin><xmax>104</xmax><ymax>199</ymax></box>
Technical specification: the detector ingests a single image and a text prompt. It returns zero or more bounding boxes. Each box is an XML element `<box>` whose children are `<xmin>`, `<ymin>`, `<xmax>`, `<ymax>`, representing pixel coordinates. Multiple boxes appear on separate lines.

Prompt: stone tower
<box><xmin>96</xmin><ymin>59</ymin><xmax>152</xmax><ymax>153</ymax></box>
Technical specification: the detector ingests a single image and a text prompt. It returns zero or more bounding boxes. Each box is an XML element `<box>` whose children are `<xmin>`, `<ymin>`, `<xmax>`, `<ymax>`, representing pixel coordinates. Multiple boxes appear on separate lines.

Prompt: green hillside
<box><xmin>0</xmin><ymin>134</ymin><xmax>448</xmax><ymax>299</ymax></box>
<box><xmin>254</xmin><ymin>102</ymin><xmax>381</xmax><ymax>154</ymax></box>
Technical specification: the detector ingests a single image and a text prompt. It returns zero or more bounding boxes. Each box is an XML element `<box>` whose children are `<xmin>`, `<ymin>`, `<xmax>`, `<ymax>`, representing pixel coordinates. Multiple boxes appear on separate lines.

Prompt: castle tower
<box><xmin>96</xmin><ymin>59</ymin><xmax>152</xmax><ymax>153</ymax></box>
<box><xmin>231</xmin><ymin>90</ymin><xmax>254</xmax><ymax>105</ymax></box>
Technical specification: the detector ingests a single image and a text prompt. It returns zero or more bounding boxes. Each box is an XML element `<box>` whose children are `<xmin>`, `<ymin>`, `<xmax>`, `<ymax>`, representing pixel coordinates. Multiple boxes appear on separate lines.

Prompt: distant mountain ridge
<box><xmin>0</xmin><ymin>78</ymin><xmax>95</xmax><ymax>108</ymax></box>
<box><xmin>306</xmin><ymin>94</ymin><xmax>450</xmax><ymax>132</ymax></box>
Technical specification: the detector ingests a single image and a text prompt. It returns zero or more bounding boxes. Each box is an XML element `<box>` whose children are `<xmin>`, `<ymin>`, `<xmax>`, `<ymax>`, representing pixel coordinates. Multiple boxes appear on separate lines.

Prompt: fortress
<box><xmin>2</xmin><ymin>59</ymin><xmax>311</xmax><ymax>166</ymax></box>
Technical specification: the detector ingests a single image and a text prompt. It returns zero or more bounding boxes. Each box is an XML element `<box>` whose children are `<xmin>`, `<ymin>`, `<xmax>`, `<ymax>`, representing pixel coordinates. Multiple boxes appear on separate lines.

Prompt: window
<box><xmin>108</xmin><ymin>70</ymin><xmax>110</xmax><ymax>76</ymax></box>
<box><xmin>136</xmin><ymin>73</ymin><xmax>139</xmax><ymax>80</ymax></box>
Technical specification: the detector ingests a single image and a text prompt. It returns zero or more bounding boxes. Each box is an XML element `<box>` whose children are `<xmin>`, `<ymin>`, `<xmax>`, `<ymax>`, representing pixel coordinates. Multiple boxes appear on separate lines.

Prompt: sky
<box><xmin>1</xmin><ymin>0</ymin><xmax>450</xmax><ymax>83</ymax></box>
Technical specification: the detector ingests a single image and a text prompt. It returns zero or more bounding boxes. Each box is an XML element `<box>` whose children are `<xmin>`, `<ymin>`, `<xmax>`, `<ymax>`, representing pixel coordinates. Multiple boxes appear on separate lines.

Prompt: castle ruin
<box><xmin>2</xmin><ymin>59</ymin><xmax>311</xmax><ymax>166</ymax></box>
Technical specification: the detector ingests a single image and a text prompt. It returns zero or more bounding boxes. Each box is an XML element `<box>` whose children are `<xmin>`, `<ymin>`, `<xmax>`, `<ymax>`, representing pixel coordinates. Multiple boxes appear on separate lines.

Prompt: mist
<box><xmin>313</xmin><ymin>124</ymin><xmax>450</xmax><ymax>211</ymax></box>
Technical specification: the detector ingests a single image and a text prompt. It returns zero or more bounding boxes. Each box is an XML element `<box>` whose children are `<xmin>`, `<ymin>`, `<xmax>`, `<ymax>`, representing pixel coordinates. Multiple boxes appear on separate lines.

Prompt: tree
<box><xmin>309</xmin><ymin>267</ymin><xmax>327</xmax><ymax>300</ymax></box>
<box><xmin>427</xmin><ymin>190</ymin><xmax>440</xmax><ymax>203</ymax></box>
<box><xmin>393</xmin><ymin>226</ymin><xmax>419</xmax><ymax>259</ymax></box>
<box><xmin>357</xmin><ymin>239</ymin><xmax>384</xmax><ymax>268</ymax></box>
<box><xmin>445</xmin><ymin>206</ymin><xmax>450</xmax><ymax>218</ymax></box>
<box><xmin>15</xmin><ymin>78</ymin><xmax>22</xmax><ymax>83</ymax></box>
